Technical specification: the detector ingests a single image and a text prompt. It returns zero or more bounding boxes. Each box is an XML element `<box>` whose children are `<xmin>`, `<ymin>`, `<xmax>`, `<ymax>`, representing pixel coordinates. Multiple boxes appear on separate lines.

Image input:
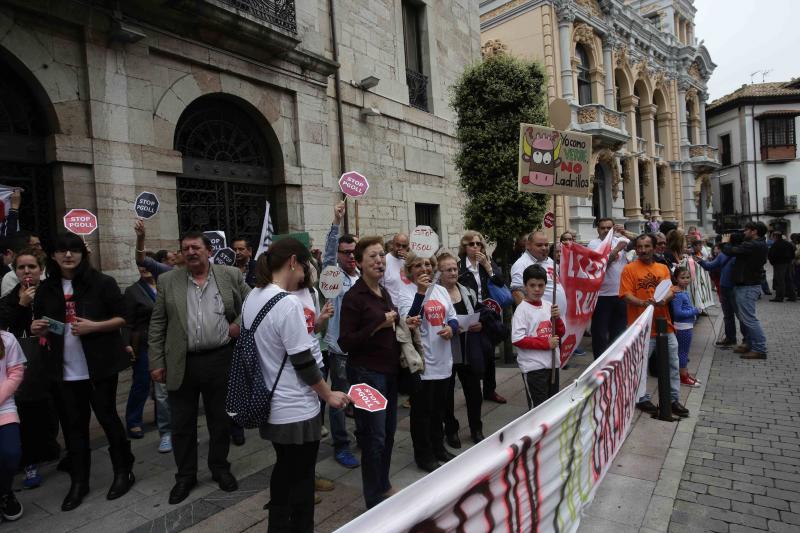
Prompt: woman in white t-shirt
<box><xmin>242</xmin><ymin>238</ymin><xmax>348</xmax><ymax>532</ymax></box>
<box><xmin>398</xmin><ymin>253</ymin><xmax>457</xmax><ymax>473</ymax></box>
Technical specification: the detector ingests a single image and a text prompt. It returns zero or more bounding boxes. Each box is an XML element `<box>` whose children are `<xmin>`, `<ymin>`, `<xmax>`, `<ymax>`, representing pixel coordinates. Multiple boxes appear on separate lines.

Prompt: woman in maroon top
<box><xmin>338</xmin><ymin>236</ymin><xmax>401</xmax><ymax>509</ymax></box>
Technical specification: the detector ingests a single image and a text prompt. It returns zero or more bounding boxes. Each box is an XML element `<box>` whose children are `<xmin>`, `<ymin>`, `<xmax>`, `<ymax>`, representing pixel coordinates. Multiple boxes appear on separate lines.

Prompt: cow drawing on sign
<box><xmin>522</xmin><ymin>129</ymin><xmax>561</xmax><ymax>187</ymax></box>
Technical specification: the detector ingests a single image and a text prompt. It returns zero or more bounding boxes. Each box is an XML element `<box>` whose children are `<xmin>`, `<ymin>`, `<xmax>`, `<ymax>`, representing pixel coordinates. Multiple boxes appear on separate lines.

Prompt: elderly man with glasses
<box><xmin>457</xmin><ymin>231</ymin><xmax>507</xmax><ymax>404</ymax></box>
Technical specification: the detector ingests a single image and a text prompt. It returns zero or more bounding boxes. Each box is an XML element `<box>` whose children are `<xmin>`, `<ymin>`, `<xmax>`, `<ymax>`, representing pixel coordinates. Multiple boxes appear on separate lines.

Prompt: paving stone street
<box><xmin>5</xmin><ymin>289</ymin><xmax>799</xmax><ymax>532</ymax></box>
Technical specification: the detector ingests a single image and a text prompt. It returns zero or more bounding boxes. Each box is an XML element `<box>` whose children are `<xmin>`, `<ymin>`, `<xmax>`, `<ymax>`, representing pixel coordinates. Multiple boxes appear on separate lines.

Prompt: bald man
<box><xmin>510</xmin><ymin>231</ymin><xmax>564</xmax><ymax>308</ymax></box>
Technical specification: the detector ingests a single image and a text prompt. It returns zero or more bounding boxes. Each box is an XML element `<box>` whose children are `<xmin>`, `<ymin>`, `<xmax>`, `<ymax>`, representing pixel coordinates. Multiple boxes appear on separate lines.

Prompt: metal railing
<box><xmin>213</xmin><ymin>0</ymin><xmax>297</xmax><ymax>33</ymax></box>
<box><xmin>406</xmin><ymin>69</ymin><xmax>429</xmax><ymax>111</ymax></box>
<box><xmin>763</xmin><ymin>195</ymin><xmax>798</xmax><ymax>212</ymax></box>
<box><xmin>654</xmin><ymin>142</ymin><xmax>665</xmax><ymax>159</ymax></box>
<box><xmin>636</xmin><ymin>137</ymin><xmax>646</xmax><ymax>154</ymax></box>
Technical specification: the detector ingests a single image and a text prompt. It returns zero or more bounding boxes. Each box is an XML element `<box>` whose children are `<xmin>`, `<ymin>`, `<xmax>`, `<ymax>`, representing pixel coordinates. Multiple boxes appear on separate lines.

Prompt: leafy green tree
<box><xmin>451</xmin><ymin>54</ymin><xmax>550</xmax><ymax>269</ymax></box>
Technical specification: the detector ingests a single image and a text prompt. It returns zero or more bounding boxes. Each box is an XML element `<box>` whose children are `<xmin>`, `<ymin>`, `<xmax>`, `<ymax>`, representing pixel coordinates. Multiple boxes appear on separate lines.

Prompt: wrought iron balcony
<box><xmin>687</xmin><ymin>144</ymin><xmax>720</xmax><ymax>170</ymax></box>
<box><xmin>571</xmin><ymin>103</ymin><xmax>629</xmax><ymax>146</ymax></box>
<box><xmin>406</xmin><ymin>69</ymin><xmax>429</xmax><ymax>111</ymax></box>
<box><xmin>212</xmin><ymin>0</ymin><xmax>297</xmax><ymax>33</ymax></box>
<box><xmin>763</xmin><ymin>195</ymin><xmax>798</xmax><ymax>213</ymax></box>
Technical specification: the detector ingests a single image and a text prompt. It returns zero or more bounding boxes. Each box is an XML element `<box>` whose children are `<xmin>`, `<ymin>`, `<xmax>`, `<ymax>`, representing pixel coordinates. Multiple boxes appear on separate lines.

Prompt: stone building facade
<box><xmin>706</xmin><ymin>80</ymin><xmax>800</xmax><ymax>236</ymax></box>
<box><xmin>0</xmin><ymin>0</ymin><xmax>480</xmax><ymax>282</ymax></box>
<box><xmin>480</xmin><ymin>0</ymin><xmax>719</xmax><ymax>240</ymax></box>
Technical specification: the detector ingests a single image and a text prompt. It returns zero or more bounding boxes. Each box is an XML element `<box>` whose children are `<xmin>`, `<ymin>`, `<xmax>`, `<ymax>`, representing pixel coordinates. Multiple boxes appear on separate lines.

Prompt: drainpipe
<box><xmin>328</xmin><ymin>0</ymin><xmax>349</xmax><ymax>233</ymax></box>
<box><xmin>751</xmin><ymin>104</ymin><xmax>760</xmax><ymax>222</ymax></box>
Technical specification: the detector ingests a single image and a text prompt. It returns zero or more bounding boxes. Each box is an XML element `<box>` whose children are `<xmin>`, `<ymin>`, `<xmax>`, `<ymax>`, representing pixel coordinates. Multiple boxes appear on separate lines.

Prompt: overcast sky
<box><xmin>693</xmin><ymin>0</ymin><xmax>799</xmax><ymax>102</ymax></box>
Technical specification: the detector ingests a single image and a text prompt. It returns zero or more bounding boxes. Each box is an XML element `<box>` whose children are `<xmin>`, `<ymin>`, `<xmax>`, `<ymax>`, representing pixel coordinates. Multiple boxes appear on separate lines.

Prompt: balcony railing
<box><xmin>763</xmin><ymin>195</ymin><xmax>798</xmax><ymax>212</ymax></box>
<box><xmin>636</xmin><ymin>137</ymin><xmax>646</xmax><ymax>154</ymax></box>
<box><xmin>654</xmin><ymin>142</ymin><xmax>665</xmax><ymax>160</ymax></box>
<box><xmin>689</xmin><ymin>144</ymin><xmax>719</xmax><ymax>160</ymax></box>
<box><xmin>571</xmin><ymin>103</ymin><xmax>629</xmax><ymax>144</ymax></box>
<box><xmin>406</xmin><ymin>69</ymin><xmax>429</xmax><ymax>111</ymax></box>
<box><xmin>760</xmin><ymin>144</ymin><xmax>797</xmax><ymax>162</ymax></box>
<box><xmin>213</xmin><ymin>0</ymin><xmax>297</xmax><ymax>33</ymax></box>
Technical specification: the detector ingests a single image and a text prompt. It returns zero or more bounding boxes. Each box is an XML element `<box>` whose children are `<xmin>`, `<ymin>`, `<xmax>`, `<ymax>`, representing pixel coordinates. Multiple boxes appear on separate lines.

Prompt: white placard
<box><xmin>409</xmin><ymin>225</ymin><xmax>439</xmax><ymax>258</ymax></box>
<box><xmin>653</xmin><ymin>279</ymin><xmax>673</xmax><ymax>303</ymax></box>
<box><xmin>456</xmin><ymin>312</ymin><xmax>481</xmax><ymax>331</ymax></box>
<box><xmin>319</xmin><ymin>265</ymin><xmax>344</xmax><ymax>299</ymax></box>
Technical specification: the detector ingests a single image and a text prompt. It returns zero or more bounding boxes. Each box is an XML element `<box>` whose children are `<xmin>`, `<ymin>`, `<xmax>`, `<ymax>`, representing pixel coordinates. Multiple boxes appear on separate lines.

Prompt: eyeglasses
<box><xmin>466</xmin><ymin>241</ymin><xmax>482</xmax><ymax>247</ymax></box>
<box><xmin>54</xmin><ymin>248</ymin><xmax>83</xmax><ymax>255</ymax></box>
<box><xmin>338</xmin><ymin>249</ymin><xmax>355</xmax><ymax>256</ymax></box>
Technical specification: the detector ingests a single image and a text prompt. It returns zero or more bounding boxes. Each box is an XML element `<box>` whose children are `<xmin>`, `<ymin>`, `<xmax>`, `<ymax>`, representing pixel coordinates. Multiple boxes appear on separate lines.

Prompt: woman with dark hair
<box><xmin>31</xmin><ymin>233</ymin><xmax>134</xmax><ymax>511</ymax></box>
<box><xmin>0</xmin><ymin>249</ymin><xmax>60</xmax><ymax>489</ymax></box>
<box><xmin>245</xmin><ymin>238</ymin><xmax>349</xmax><ymax>532</ymax></box>
<box><xmin>339</xmin><ymin>236</ymin><xmax>402</xmax><ymax>509</ymax></box>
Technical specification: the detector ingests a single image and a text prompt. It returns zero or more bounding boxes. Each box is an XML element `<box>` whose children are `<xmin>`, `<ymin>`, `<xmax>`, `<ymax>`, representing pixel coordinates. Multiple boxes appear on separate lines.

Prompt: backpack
<box><xmin>225</xmin><ymin>291</ymin><xmax>291</xmax><ymax>429</ymax></box>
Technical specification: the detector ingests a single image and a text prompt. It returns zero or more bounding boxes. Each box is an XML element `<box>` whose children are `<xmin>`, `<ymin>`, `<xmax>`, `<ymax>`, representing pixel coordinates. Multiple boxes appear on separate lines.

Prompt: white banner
<box><xmin>338</xmin><ymin>307</ymin><xmax>654</xmax><ymax>533</ymax></box>
<box><xmin>0</xmin><ymin>185</ymin><xmax>18</xmax><ymax>235</ymax></box>
<box><xmin>684</xmin><ymin>257</ymin><xmax>717</xmax><ymax>311</ymax></box>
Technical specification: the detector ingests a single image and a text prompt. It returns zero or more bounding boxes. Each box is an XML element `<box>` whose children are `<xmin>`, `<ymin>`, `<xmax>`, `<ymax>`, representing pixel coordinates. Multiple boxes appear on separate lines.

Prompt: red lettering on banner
<box><xmin>423</xmin><ymin>300</ymin><xmax>445</xmax><ymax>327</ymax></box>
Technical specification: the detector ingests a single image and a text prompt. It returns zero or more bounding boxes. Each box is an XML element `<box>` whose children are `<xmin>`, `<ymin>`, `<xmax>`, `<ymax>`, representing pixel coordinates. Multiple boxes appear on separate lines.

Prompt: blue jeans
<box><xmin>720</xmin><ymin>286</ymin><xmax>747</xmax><ymax>344</ymax></box>
<box><xmin>591</xmin><ymin>296</ymin><xmax>628</xmax><ymax>359</ymax></box>
<box><xmin>126</xmin><ymin>347</ymin><xmax>171</xmax><ymax>435</ymax></box>
<box><xmin>0</xmin><ymin>423</ymin><xmax>21</xmax><ymax>493</ymax></box>
<box><xmin>734</xmin><ymin>285</ymin><xmax>767</xmax><ymax>353</ymax></box>
<box><xmin>325</xmin><ymin>352</ymin><xmax>350</xmax><ymax>453</ymax></box>
<box><xmin>639</xmin><ymin>334</ymin><xmax>680</xmax><ymax>403</ymax></box>
<box><xmin>346</xmin><ymin>365</ymin><xmax>397</xmax><ymax>509</ymax></box>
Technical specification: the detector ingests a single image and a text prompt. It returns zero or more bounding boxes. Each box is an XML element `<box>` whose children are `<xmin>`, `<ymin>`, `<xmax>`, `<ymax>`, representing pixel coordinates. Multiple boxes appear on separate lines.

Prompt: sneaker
<box><xmin>158</xmin><ymin>434</ymin><xmax>173</xmax><ymax>454</ymax></box>
<box><xmin>680</xmin><ymin>374</ymin><xmax>701</xmax><ymax>388</ymax></box>
<box><xmin>0</xmin><ymin>491</ymin><xmax>23</xmax><ymax>521</ymax></box>
<box><xmin>321</xmin><ymin>425</ymin><xmax>329</xmax><ymax>438</ymax></box>
<box><xmin>334</xmin><ymin>449</ymin><xmax>360</xmax><ymax>469</ymax></box>
<box><xmin>23</xmin><ymin>464</ymin><xmax>41</xmax><ymax>489</ymax></box>
<box><xmin>573</xmin><ymin>347</ymin><xmax>586</xmax><ymax>356</ymax></box>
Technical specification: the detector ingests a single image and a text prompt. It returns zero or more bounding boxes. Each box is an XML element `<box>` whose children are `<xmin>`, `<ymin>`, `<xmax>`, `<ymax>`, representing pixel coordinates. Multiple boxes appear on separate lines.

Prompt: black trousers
<box><xmin>268</xmin><ymin>440</ymin><xmax>319</xmax><ymax>533</ymax></box>
<box><xmin>169</xmin><ymin>345</ymin><xmax>232</xmax><ymax>483</ymax></box>
<box><xmin>410</xmin><ymin>377</ymin><xmax>448</xmax><ymax>463</ymax></box>
<box><xmin>590</xmin><ymin>296</ymin><xmax>628</xmax><ymax>359</ymax></box>
<box><xmin>522</xmin><ymin>368</ymin><xmax>559</xmax><ymax>410</ymax></box>
<box><xmin>58</xmin><ymin>374</ymin><xmax>133</xmax><ymax>482</ymax></box>
<box><xmin>444</xmin><ymin>364</ymin><xmax>483</xmax><ymax>435</ymax></box>
<box><xmin>773</xmin><ymin>263</ymin><xmax>797</xmax><ymax>300</ymax></box>
<box><xmin>18</xmin><ymin>398</ymin><xmax>61</xmax><ymax>466</ymax></box>
<box><xmin>482</xmin><ymin>346</ymin><xmax>498</xmax><ymax>397</ymax></box>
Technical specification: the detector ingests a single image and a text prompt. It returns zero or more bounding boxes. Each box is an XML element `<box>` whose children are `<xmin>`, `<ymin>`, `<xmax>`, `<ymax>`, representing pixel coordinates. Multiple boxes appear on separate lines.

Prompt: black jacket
<box><xmin>724</xmin><ymin>238</ymin><xmax>768</xmax><ymax>286</ymax></box>
<box><xmin>33</xmin><ymin>269</ymin><xmax>128</xmax><ymax>381</ymax></box>
<box><xmin>768</xmin><ymin>239</ymin><xmax>795</xmax><ymax>266</ymax></box>
<box><xmin>0</xmin><ymin>283</ymin><xmax>34</xmax><ymax>337</ymax></box>
<box><xmin>124</xmin><ymin>279</ymin><xmax>156</xmax><ymax>357</ymax></box>
<box><xmin>457</xmin><ymin>257</ymin><xmax>505</xmax><ymax>301</ymax></box>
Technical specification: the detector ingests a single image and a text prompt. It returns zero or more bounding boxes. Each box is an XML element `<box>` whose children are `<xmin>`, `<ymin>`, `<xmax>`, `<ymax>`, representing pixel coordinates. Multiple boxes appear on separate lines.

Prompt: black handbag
<box><xmin>15</xmin><ymin>334</ymin><xmax>50</xmax><ymax>402</ymax></box>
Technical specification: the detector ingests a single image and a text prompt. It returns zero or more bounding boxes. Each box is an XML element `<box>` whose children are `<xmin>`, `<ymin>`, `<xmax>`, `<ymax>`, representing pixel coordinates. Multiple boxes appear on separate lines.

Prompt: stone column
<box><xmin>678</xmin><ymin>80</ymin><xmax>689</xmax><ymax>146</ymax></box>
<box><xmin>556</xmin><ymin>7</ymin><xmax>575</xmax><ymax>102</ymax></box>
<box><xmin>621</xmin><ymin>156</ymin><xmax>643</xmax><ymax>221</ymax></box>
<box><xmin>640</xmin><ymin>103</ymin><xmax>660</xmax><ymax>216</ymax></box>
<box><xmin>621</xmin><ymin>94</ymin><xmax>639</xmax><ymax>150</ymax></box>
<box><xmin>602</xmin><ymin>38</ymin><xmax>614</xmax><ymax>108</ymax></box>
<box><xmin>699</xmin><ymin>92</ymin><xmax>708</xmax><ymax>145</ymax></box>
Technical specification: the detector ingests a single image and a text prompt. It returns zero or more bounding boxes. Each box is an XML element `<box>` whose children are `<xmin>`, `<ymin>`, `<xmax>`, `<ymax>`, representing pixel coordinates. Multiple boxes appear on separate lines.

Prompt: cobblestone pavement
<box><xmin>670</xmin><ymin>298</ymin><xmax>800</xmax><ymax>533</ymax></box>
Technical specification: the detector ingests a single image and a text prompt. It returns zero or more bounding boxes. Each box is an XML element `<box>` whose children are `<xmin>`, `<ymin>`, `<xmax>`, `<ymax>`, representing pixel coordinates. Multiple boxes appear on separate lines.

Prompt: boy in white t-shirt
<box><xmin>511</xmin><ymin>264</ymin><xmax>565</xmax><ymax>410</ymax></box>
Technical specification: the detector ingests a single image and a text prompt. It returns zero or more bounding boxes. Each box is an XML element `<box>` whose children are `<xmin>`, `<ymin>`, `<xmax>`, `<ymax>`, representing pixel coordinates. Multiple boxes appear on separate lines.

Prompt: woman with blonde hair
<box><xmin>457</xmin><ymin>231</ymin><xmax>507</xmax><ymax>404</ymax></box>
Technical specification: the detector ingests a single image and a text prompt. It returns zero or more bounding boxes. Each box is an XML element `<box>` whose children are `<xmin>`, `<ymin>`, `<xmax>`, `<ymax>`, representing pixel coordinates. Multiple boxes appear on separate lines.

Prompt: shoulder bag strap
<box><xmin>249</xmin><ymin>291</ymin><xmax>293</xmax><ymax>398</ymax></box>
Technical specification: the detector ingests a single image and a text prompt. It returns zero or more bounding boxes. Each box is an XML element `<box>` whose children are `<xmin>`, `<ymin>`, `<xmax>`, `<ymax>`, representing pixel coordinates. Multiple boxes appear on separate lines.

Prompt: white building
<box><xmin>706</xmin><ymin>80</ymin><xmax>800</xmax><ymax>235</ymax></box>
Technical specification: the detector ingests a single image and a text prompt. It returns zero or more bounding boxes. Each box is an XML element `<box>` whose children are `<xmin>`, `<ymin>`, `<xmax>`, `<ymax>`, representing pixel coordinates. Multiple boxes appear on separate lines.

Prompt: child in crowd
<box><xmin>0</xmin><ymin>330</ymin><xmax>26</xmax><ymax>521</ymax></box>
<box><xmin>511</xmin><ymin>265</ymin><xmax>565</xmax><ymax>409</ymax></box>
<box><xmin>671</xmin><ymin>266</ymin><xmax>701</xmax><ymax>387</ymax></box>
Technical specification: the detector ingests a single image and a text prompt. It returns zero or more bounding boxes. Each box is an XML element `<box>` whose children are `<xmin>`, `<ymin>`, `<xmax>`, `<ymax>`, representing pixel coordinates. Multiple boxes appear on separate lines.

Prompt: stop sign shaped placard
<box><xmin>348</xmin><ymin>383</ymin><xmax>387</xmax><ymax>412</ymax></box>
<box><xmin>339</xmin><ymin>171</ymin><xmax>369</xmax><ymax>198</ymax></box>
<box><xmin>63</xmin><ymin>209</ymin><xmax>98</xmax><ymax>235</ymax></box>
<box><xmin>543</xmin><ymin>211</ymin><xmax>555</xmax><ymax>229</ymax></box>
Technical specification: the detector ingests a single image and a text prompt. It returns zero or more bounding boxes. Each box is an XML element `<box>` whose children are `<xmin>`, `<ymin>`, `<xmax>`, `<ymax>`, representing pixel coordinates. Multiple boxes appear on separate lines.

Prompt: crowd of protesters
<box><xmin>0</xmin><ymin>190</ymin><xmax>794</xmax><ymax>530</ymax></box>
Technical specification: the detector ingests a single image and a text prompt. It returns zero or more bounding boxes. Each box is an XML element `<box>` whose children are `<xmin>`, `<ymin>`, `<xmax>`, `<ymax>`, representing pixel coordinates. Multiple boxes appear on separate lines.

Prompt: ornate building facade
<box><xmin>0</xmin><ymin>0</ymin><xmax>479</xmax><ymax>282</ymax></box>
<box><xmin>480</xmin><ymin>0</ymin><xmax>719</xmax><ymax>240</ymax></box>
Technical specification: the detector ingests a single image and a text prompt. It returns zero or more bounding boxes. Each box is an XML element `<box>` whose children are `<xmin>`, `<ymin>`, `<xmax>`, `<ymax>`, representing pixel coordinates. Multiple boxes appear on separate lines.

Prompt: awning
<box><xmin>755</xmin><ymin>109</ymin><xmax>800</xmax><ymax>119</ymax></box>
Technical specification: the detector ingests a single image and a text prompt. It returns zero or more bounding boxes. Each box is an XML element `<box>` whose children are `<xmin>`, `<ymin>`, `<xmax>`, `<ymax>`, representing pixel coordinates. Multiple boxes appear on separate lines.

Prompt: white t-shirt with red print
<box><xmin>511</xmin><ymin>299</ymin><xmax>565</xmax><ymax>373</ymax></box>
<box><xmin>291</xmin><ymin>288</ymin><xmax>323</xmax><ymax>367</ymax></box>
<box><xmin>399</xmin><ymin>284</ymin><xmax>456</xmax><ymax>381</ymax></box>
<box><xmin>382</xmin><ymin>252</ymin><xmax>412</xmax><ymax>305</ymax></box>
<box><xmin>62</xmin><ymin>279</ymin><xmax>90</xmax><ymax>381</ymax></box>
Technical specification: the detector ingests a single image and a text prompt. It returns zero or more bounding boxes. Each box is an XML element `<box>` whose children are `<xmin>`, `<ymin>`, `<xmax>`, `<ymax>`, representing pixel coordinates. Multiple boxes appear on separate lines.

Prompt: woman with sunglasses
<box><xmin>31</xmin><ymin>233</ymin><xmax>134</xmax><ymax>511</ymax></box>
<box><xmin>457</xmin><ymin>231</ymin><xmax>506</xmax><ymax>404</ymax></box>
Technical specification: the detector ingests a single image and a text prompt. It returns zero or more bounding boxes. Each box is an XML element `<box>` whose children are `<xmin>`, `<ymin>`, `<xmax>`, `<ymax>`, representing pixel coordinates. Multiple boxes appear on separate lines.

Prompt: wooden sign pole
<box><xmin>550</xmin><ymin>193</ymin><xmax>559</xmax><ymax>386</ymax></box>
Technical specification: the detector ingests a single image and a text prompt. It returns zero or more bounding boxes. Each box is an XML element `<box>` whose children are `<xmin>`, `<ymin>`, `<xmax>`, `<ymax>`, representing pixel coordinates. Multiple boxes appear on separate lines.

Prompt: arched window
<box><xmin>174</xmin><ymin>97</ymin><xmax>275</xmax><ymax>246</ymax></box>
<box><xmin>576</xmin><ymin>44</ymin><xmax>592</xmax><ymax>106</ymax></box>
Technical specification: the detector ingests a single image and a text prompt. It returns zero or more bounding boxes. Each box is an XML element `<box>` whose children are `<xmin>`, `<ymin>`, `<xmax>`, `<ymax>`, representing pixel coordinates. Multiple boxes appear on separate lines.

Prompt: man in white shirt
<box><xmin>510</xmin><ymin>231</ymin><xmax>563</xmax><ymax>307</ymax></box>
<box><xmin>382</xmin><ymin>232</ymin><xmax>410</xmax><ymax>305</ymax></box>
<box><xmin>587</xmin><ymin>218</ymin><xmax>631</xmax><ymax>359</ymax></box>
